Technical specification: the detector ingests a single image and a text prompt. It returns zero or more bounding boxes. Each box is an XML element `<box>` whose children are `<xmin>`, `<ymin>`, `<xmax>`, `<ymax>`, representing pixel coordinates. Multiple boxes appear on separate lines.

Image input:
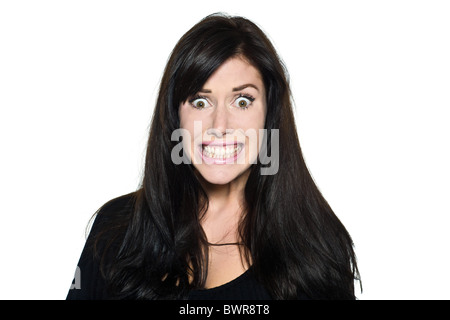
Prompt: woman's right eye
<box><xmin>190</xmin><ymin>97</ymin><xmax>210</xmax><ymax>109</ymax></box>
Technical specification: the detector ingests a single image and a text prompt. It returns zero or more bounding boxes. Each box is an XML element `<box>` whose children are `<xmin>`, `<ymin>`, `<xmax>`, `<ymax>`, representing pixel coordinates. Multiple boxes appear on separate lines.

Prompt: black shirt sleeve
<box><xmin>66</xmin><ymin>213</ymin><xmax>110</xmax><ymax>300</ymax></box>
<box><xmin>66</xmin><ymin>193</ymin><xmax>135</xmax><ymax>300</ymax></box>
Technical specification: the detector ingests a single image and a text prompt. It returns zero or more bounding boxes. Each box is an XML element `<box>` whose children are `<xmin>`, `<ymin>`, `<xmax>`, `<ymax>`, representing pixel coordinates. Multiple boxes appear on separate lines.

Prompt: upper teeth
<box><xmin>202</xmin><ymin>145</ymin><xmax>242</xmax><ymax>158</ymax></box>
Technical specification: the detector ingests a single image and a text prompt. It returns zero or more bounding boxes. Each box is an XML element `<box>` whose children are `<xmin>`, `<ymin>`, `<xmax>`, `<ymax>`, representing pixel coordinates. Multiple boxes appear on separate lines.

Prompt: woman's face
<box><xmin>179</xmin><ymin>57</ymin><xmax>267</xmax><ymax>185</ymax></box>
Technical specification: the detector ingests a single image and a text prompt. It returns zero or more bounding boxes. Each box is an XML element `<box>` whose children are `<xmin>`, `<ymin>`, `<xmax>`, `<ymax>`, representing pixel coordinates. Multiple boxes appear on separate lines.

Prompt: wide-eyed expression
<box><xmin>179</xmin><ymin>57</ymin><xmax>267</xmax><ymax>185</ymax></box>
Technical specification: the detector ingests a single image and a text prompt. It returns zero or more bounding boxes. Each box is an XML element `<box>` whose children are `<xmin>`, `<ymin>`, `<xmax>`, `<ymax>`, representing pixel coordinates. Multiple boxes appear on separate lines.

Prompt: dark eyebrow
<box><xmin>232</xmin><ymin>83</ymin><xmax>260</xmax><ymax>92</ymax></box>
<box><xmin>198</xmin><ymin>83</ymin><xmax>260</xmax><ymax>94</ymax></box>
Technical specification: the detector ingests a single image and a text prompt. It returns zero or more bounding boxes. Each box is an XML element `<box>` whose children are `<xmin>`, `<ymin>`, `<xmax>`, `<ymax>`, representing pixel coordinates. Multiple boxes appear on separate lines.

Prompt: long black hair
<box><xmin>93</xmin><ymin>13</ymin><xmax>360</xmax><ymax>299</ymax></box>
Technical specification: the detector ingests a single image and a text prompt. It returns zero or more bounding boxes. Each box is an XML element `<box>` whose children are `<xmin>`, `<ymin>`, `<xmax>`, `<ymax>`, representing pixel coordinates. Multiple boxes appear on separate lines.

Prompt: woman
<box><xmin>67</xmin><ymin>13</ymin><xmax>360</xmax><ymax>300</ymax></box>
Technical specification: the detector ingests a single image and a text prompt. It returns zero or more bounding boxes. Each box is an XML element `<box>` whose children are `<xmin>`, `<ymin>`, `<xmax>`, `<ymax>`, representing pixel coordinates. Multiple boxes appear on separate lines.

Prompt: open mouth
<box><xmin>199</xmin><ymin>142</ymin><xmax>244</xmax><ymax>163</ymax></box>
<box><xmin>202</xmin><ymin>143</ymin><xmax>243</xmax><ymax>159</ymax></box>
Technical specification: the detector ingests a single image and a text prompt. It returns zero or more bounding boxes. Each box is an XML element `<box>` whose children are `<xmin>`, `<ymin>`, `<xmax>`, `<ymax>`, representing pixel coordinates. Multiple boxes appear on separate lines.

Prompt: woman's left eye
<box><xmin>234</xmin><ymin>95</ymin><xmax>254</xmax><ymax>109</ymax></box>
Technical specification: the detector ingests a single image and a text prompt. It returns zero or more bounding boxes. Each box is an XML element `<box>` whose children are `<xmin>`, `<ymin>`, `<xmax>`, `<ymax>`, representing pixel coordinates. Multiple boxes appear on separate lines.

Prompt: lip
<box><xmin>201</xmin><ymin>141</ymin><xmax>241</xmax><ymax>147</ymax></box>
<box><xmin>197</xmin><ymin>142</ymin><xmax>244</xmax><ymax>165</ymax></box>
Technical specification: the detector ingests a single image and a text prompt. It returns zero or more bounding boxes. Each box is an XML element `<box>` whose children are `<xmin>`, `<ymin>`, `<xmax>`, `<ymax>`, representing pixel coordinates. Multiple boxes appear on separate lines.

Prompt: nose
<box><xmin>209</xmin><ymin>103</ymin><xmax>229</xmax><ymax>137</ymax></box>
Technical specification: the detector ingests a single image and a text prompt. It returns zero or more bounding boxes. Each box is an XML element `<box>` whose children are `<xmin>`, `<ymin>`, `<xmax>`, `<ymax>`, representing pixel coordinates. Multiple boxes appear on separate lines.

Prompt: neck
<box><xmin>197</xmin><ymin>169</ymin><xmax>249</xmax><ymax>209</ymax></box>
<box><xmin>196</xmin><ymin>169</ymin><xmax>250</xmax><ymax>244</ymax></box>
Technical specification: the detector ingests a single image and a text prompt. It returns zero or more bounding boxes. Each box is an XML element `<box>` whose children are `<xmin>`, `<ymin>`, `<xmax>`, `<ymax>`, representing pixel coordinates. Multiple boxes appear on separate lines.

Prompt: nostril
<box><xmin>206</xmin><ymin>128</ymin><xmax>226</xmax><ymax>137</ymax></box>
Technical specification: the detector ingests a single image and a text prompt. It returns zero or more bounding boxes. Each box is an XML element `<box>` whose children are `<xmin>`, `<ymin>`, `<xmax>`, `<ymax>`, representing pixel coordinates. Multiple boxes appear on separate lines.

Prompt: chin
<box><xmin>195</xmin><ymin>165</ymin><xmax>251</xmax><ymax>186</ymax></box>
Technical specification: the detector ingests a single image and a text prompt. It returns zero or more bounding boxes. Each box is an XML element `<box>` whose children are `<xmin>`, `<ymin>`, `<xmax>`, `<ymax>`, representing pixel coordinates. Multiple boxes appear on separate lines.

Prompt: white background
<box><xmin>1</xmin><ymin>0</ymin><xmax>449</xmax><ymax>299</ymax></box>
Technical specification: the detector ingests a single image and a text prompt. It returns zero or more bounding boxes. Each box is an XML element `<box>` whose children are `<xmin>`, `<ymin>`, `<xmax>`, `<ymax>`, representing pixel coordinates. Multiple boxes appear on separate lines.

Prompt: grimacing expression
<box><xmin>179</xmin><ymin>57</ymin><xmax>267</xmax><ymax>185</ymax></box>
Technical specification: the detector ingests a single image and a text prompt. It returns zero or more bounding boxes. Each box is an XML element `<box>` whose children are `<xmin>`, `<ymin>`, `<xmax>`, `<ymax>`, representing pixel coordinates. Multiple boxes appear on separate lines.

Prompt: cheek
<box><xmin>178</xmin><ymin>111</ymin><xmax>204</xmax><ymax>164</ymax></box>
<box><xmin>179</xmin><ymin>107</ymin><xmax>197</xmax><ymax>142</ymax></box>
<box><xmin>238</xmin><ymin>111</ymin><xmax>266</xmax><ymax>134</ymax></box>
<box><xmin>244</xmin><ymin>110</ymin><xmax>266</xmax><ymax>162</ymax></box>
<box><xmin>179</xmin><ymin>103</ymin><xmax>209</xmax><ymax>130</ymax></box>
<box><xmin>178</xmin><ymin>104</ymin><xmax>190</xmax><ymax>129</ymax></box>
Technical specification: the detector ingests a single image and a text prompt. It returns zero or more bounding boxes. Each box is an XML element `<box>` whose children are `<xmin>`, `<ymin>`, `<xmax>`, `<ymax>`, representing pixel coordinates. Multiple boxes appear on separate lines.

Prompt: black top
<box><xmin>66</xmin><ymin>193</ymin><xmax>277</xmax><ymax>300</ymax></box>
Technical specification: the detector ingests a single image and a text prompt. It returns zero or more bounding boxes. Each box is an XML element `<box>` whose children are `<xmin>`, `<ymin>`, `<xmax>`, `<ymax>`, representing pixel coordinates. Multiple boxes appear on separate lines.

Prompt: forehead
<box><xmin>202</xmin><ymin>57</ymin><xmax>264</xmax><ymax>90</ymax></box>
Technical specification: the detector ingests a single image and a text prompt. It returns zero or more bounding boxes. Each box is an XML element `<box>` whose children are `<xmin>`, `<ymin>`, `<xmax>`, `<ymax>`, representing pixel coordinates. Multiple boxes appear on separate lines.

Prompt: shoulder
<box><xmin>98</xmin><ymin>191</ymin><xmax>138</xmax><ymax>213</ymax></box>
<box><xmin>86</xmin><ymin>191</ymin><xmax>140</xmax><ymax>261</ymax></box>
<box><xmin>66</xmin><ymin>191</ymin><xmax>138</xmax><ymax>300</ymax></box>
<box><xmin>87</xmin><ymin>191</ymin><xmax>138</xmax><ymax>237</ymax></box>
<box><xmin>94</xmin><ymin>191</ymin><xmax>137</xmax><ymax>222</ymax></box>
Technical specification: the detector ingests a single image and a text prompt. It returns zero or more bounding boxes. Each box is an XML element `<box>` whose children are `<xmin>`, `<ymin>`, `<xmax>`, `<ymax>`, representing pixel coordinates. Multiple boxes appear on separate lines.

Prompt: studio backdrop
<box><xmin>0</xmin><ymin>0</ymin><xmax>449</xmax><ymax>299</ymax></box>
